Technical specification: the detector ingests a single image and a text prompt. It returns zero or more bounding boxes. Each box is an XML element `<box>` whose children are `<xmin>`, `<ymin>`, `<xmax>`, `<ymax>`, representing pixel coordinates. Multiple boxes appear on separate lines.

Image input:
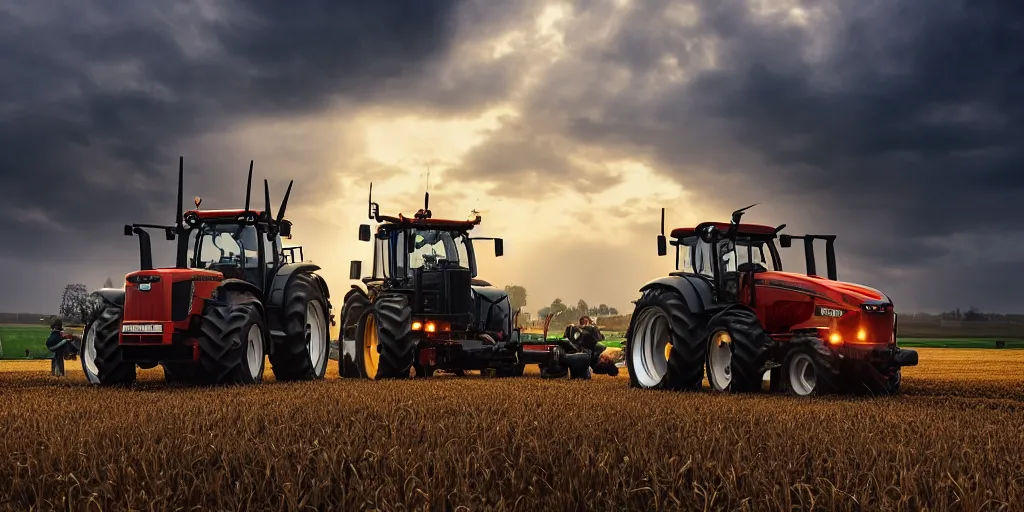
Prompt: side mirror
<box><xmin>279</xmin><ymin>221</ymin><xmax>292</xmax><ymax>238</ymax></box>
<box><xmin>124</xmin><ymin>225</ymin><xmax>133</xmax><ymax>237</ymax></box>
<box><xmin>349</xmin><ymin>260</ymin><xmax>362</xmax><ymax>280</ymax></box>
<box><xmin>779</xmin><ymin>235</ymin><xmax>792</xmax><ymax>248</ymax></box>
<box><xmin>657</xmin><ymin>235</ymin><xmax>667</xmax><ymax>256</ymax></box>
<box><xmin>358</xmin><ymin>224</ymin><xmax>372</xmax><ymax>242</ymax></box>
<box><xmin>494</xmin><ymin>238</ymin><xmax>504</xmax><ymax>257</ymax></box>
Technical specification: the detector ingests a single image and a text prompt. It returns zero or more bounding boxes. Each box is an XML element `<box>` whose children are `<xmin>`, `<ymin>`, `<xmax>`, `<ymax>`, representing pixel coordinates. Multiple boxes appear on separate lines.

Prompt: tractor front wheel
<box><xmin>195</xmin><ymin>291</ymin><xmax>267</xmax><ymax>385</ymax></box>
<box><xmin>625</xmin><ymin>286</ymin><xmax>705</xmax><ymax>390</ymax></box>
<box><xmin>781</xmin><ymin>336</ymin><xmax>841</xmax><ymax>396</ymax></box>
<box><xmin>270</xmin><ymin>273</ymin><xmax>331</xmax><ymax>381</ymax></box>
<box><xmin>355</xmin><ymin>293</ymin><xmax>414</xmax><ymax>379</ymax></box>
<box><xmin>702</xmin><ymin>308</ymin><xmax>774</xmax><ymax>393</ymax></box>
<box><xmin>82</xmin><ymin>303</ymin><xmax>136</xmax><ymax>386</ymax></box>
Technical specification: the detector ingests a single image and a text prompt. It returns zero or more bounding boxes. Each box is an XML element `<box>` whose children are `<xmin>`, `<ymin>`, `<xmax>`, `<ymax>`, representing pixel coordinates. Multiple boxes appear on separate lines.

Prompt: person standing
<box><xmin>45</xmin><ymin>320</ymin><xmax>71</xmax><ymax>377</ymax></box>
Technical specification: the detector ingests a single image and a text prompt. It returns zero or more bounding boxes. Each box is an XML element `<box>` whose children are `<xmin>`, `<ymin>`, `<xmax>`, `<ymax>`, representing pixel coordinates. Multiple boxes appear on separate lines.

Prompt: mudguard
<box><xmin>267</xmin><ymin>263</ymin><xmax>323</xmax><ymax>310</ymax></box>
<box><xmin>214</xmin><ymin>278</ymin><xmax>266</xmax><ymax>314</ymax></box>
<box><xmin>638</xmin><ymin>273</ymin><xmax>715</xmax><ymax>314</ymax></box>
<box><xmin>92</xmin><ymin>288</ymin><xmax>126</xmax><ymax>308</ymax></box>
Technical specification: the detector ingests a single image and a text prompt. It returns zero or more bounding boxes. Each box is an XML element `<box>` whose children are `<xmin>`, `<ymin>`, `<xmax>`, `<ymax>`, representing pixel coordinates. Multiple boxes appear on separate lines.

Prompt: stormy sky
<box><xmin>2</xmin><ymin>0</ymin><xmax>1022</xmax><ymax>316</ymax></box>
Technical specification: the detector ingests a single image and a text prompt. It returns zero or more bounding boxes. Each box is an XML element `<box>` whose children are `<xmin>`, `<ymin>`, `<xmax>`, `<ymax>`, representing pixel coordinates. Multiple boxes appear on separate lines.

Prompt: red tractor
<box><xmin>80</xmin><ymin>157</ymin><xmax>333</xmax><ymax>386</ymax></box>
<box><xmin>625</xmin><ymin>205</ymin><xmax>918</xmax><ymax>396</ymax></box>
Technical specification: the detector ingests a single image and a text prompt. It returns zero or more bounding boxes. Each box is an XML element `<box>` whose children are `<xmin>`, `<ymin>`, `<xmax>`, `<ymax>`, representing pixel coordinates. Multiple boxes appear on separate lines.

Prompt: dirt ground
<box><xmin>1</xmin><ymin>348</ymin><xmax>1022</xmax><ymax>510</ymax></box>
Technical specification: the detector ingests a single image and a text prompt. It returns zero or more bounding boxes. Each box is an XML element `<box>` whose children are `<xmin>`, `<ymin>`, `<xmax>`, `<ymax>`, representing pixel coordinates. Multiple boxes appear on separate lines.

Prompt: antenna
<box><xmin>244</xmin><ymin>160</ymin><xmax>253</xmax><ymax>212</ymax></box>
<box><xmin>731</xmin><ymin>203</ymin><xmax>758</xmax><ymax>225</ymax></box>
<box><xmin>175</xmin><ymin>156</ymin><xmax>184</xmax><ymax>232</ymax></box>
<box><xmin>660</xmin><ymin>207</ymin><xmax>665</xmax><ymax>236</ymax></box>
<box><xmin>276</xmin><ymin>180</ymin><xmax>293</xmax><ymax>225</ymax></box>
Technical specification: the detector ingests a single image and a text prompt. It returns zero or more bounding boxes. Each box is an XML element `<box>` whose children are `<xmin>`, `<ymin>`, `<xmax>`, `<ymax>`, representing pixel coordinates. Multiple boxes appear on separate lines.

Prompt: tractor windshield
<box><xmin>676</xmin><ymin>236</ymin><xmax>774</xmax><ymax>276</ymax></box>
<box><xmin>193</xmin><ymin>224</ymin><xmax>261</xmax><ymax>270</ymax></box>
<box><xmin>409</xmin><ymin>229</ymin><xmax>471</xmax><ymax>270</ymax></box>
<box><xmin>380</xmin><ymin>227</ymin><xmax>476</xmax><ymax>279</ymax></box>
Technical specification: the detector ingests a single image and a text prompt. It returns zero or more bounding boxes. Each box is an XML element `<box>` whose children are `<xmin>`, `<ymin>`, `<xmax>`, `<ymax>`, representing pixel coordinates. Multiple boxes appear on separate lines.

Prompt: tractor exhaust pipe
<box><xmin>133</xmin><ymin>227</ymin><xmax>154</xmax><ymax>271</ymax></box>
<box><xmin>174</xmin><ymin>156</ymin><xmax>188</xmax><ymax>269</ymax></box>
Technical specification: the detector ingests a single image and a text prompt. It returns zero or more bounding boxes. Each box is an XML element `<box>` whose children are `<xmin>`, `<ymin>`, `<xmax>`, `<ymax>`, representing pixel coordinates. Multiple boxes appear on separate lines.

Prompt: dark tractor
<box><xmin>338</xmin><ymin>186</ymin><xmax>602</xmax><ymax>379</ymax></box>
<box><xmin>80</xmin><ymin>157</ymin><xmax>333</xmax><ymax>386</ymax></box>
<box><xmin>625</xmin><ymin>205</ymin><xmax>918</xmax><ymax>396</ymax></box>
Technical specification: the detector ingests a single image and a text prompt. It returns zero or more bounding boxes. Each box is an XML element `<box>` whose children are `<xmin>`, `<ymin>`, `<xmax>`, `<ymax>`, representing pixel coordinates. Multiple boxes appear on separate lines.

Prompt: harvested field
<box><xmin>1</xmin><ymin>348</ymin><xmax>1023</xmax><ymax>511</ymax></box>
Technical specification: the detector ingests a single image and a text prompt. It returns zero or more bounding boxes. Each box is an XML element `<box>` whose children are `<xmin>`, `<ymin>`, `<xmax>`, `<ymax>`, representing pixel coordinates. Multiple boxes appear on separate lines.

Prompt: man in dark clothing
<box><xmin>45</xmin><ymin>320</ymin><xmax>72</xmax><ymax>377</ymax></box>
<box><xmin>549</xmin><ymin>316</ymin><xmax>619</xmax><ymax>379</ymax></box>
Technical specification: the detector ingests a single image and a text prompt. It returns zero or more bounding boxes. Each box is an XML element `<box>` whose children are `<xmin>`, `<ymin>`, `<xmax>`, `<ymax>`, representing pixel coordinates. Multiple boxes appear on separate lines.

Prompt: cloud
<box><xmin>0</xmin><ymin>0</ymin><xmax>465</xmax><ymax>311</ymax></box>
<box><xmin>455</xmin><ymin>0</ymin><xmax>1024</xmax><ymax>312</ymax></box>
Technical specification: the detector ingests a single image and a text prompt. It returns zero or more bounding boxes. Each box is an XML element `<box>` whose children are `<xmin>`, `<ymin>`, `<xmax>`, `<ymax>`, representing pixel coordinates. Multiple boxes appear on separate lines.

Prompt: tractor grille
<box><xmin>170</xmin><ymin>280</ymin><xmax>194</xmax><ymax>322</ymax></box>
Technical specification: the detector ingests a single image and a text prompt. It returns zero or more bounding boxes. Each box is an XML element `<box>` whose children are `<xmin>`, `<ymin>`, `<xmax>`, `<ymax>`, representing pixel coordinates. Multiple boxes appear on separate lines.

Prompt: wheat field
<box><xmin>1</xmin><ymin>348</ymin><xmax>1022</xmax><ymax>511</ymax></box>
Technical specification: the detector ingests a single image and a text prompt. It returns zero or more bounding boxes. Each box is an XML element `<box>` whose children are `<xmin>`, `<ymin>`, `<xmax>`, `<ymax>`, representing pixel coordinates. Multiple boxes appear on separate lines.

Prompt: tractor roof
<box><xmin>378</xmin><ymin>212</ymin><xmax>482</xmax><ymax>232</ymax></box>
<box><xmin>671</xmin><ymin>222</ymin><xmax>777</xmax><ymax>239</ymax></box>
<box><xmin>185</xmin><ymin>209</ymin><xmax>292</xmax><ymax>222</ymax></box>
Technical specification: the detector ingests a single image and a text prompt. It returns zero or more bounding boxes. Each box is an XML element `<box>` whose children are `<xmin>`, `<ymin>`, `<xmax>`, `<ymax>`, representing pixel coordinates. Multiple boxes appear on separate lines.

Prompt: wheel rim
<box><xmin>707</xmin><ymin>330</ymin><xmax>732</xmax><ymax>391</ymax></box>
<box><xmin>788</xmin><ymin>353</ymin><xmax>816</xmax><ymax>395</ymax></box>
<box><xmin>83</xmin><ymin>327</ymin><xmax>99</xmax><ymax>383</ymax></box>
<box><xmin>629</xmin><ymin>307</ymin><xmax>672</xmax><ymax>388</ymax></box>
<box><xmin>363</xmin><ymin>314</ymin><xmax>379</xmax><ymax>378</ymax></box>
<box><xmin>306</xmin><ymin>300</ymin><xmax>327</xmax><ymax>374</ymax></box>
<box><xmin>246</xmin><ymin>324</ymin><xmax>264</xmax><ymax>381</ymax></box>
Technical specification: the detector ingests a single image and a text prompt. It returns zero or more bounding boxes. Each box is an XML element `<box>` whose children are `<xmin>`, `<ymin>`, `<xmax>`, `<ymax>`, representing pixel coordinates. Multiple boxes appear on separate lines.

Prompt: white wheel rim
<box><xmin>83</xmin><ymin>327</ymin><xmax>99</xmax><ymax>383</ymax></box>
<box><xmin>247</xmin><ymin>324</ymin><xmax>264</xmax><ymax>380</ymax></box>
<box><xmin>788</xmin><ymin>353</ymin><xmax>816</xmax><ymax>395</ymax></box>
<box><xmin>629</xmin><ymin>307</ymin><xmax>671</xmax><ymax>388</ymax></box>
<box><xmin>306</xmin><ymin>300</ymin><xmax>327</xmax><ymax>374</ymax></box>
<box><xmin>707</xmin><ymin>330</ymin><xmax>732</xmax><ymax>391</ymax></box>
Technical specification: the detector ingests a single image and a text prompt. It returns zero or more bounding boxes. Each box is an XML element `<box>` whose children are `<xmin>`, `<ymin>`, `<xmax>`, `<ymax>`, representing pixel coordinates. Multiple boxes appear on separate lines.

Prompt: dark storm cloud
<box><xmin>460</xmin><ymin>0</ymin><xmax>1024</xmax><ymax>311</ymax></box>
<box><xmin>0</xmin><ymin>0</ymin><xmax>462</xmax><ymax>310</ymax></box>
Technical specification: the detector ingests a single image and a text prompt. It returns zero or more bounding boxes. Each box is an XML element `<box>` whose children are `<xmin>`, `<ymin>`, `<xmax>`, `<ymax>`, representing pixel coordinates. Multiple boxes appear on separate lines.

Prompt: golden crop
<box><xmin>0</xmin><ymin>348</ymin><xmax>1022</xmax><ymax>511</ymax></box>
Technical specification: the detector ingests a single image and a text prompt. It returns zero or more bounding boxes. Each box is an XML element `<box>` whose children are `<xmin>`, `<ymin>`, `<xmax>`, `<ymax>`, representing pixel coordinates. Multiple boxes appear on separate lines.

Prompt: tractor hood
<box><xmin>757</xmin><ymin>271</ymin><xmax>891</xmax><ymax>307</ymax></box>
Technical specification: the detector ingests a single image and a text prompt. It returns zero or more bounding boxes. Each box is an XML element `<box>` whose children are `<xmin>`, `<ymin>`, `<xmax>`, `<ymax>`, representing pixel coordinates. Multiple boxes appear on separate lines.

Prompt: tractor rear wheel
<box><xmin>82</xmin><ymin>304</ymin><xmax>136</xmax><ymax>386</ymax></box>
<box><xmin>339</xmin><ymin>287</ymin><xmax>371</xmax><ymax>378</ymax></box>
<box><xmin>195</xmin><ymin>291</ymin><xmax>266</xmax><ymax>385</ymax></box>
<box><xmin>270</xmin><ymin>273</ymin><xmax>331</xmax><ymax>381</ymax></box>
<box><xmin>702</xmin><ymin>308</ymin><xmax>774</xmax><ymax>393</ymax></box>
<box><xmin>625</xmin><ymin>286</ymin><xmax>705</xmax><ymax>390</ymax></box>
<box><xmin>356</xmin><ymin>293</ymin><xmax>414</xmax><ymax>379</ymax></box>
<box><xmin>782</xmin><ymin>336</ymin><xmax>841</xmax><ymax>396</ymax></box>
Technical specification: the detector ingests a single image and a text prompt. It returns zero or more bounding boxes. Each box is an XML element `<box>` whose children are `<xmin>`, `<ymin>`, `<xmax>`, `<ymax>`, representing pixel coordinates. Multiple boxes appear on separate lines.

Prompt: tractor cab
<box><xmin>184</xmin><ymin>208</ymin><xmax>292</xmax><ymax>293</ymax></box>
<box><xmin>349</xmin><ymin>187</ymin><xmax>504</xmax><ymax>330</ymax></box>
<box><xmin>666</xmin><ymin>222</ymin><xmax>783</xmax><ymax>304</ymax></box>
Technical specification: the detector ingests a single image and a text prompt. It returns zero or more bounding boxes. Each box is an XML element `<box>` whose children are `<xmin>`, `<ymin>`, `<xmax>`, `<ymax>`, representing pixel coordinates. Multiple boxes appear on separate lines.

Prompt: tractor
<box><xmin>338</xmin><ymin>186</ymin><xmax>601</xmax><ymax>379</ymax></box>
<box><xmin>80</xmin><ymin>157</ymin><xmax>333</xmax><ymax>386</ymax></box>
<box><xmin>625</xmin><ymin>205</ymin><xmax>918</xmax><ymax>396</ymax></box>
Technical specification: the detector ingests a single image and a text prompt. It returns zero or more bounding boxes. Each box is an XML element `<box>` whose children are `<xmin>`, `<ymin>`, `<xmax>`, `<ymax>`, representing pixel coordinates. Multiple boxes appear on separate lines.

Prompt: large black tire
<box><xmin>83</xmin><ymin>304</ymin><xmax>136</xmax><ymax>386</ymax></box>
<box><xmin>339</xmin><ymin>287</ymin><xmax>371</xmax><ymax>378</ymax></box>
<box><xmin>624</xmin><ymin>286</ymin><xmax>706</xmax><ymax>390</ymax></box>
<box><xmin>781</xmin><ymin>335</ymin><xmax>841</xmax><ymax>396</ymax></box>
<box><xmin>356</xmin><ymin>293</ymin><xmax>414</xmax><ymax>379</ymax></box>
<box><xmin>195</xmin><ymin>291</ymin><xmax>266</xmax><ymax>386</ymax></box>
<box><xmin>269</xmin><ymin>273</ymin><xmax>330</xmax><ymax>381</ymax></box>
<box><xmin>701</xmin><ymin>308</ymin><xmax>774</xmax><ymax>393</ymax></box>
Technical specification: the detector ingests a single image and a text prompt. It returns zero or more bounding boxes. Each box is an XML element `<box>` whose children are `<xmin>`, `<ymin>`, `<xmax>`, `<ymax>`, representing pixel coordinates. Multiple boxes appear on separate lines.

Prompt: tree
<box><xmin>58</xmin><ymin>284</ymin><xmax>89</xmax><ymax>324</ymax></box>
<box><xmin>577</xmin><ymin>299</ymin><xmax>589</xmax><ymax>316</ymax></box>
<box><xmin>596</xmin><ymin>304</ymin><xmax>610</xmax><ymax>316</ymax></box>
<box><xmin>102</xmin><ymin>276</ymin><xmax>114</xmax><ymax>288</ymax></box>
<box><xmin>504</xmin><ymin>284</ymin><xmax>528</xmax><ymax>313</ymax></box>
<box><xmin>609</xmin><ymin>306</ymin><xmax>619</xmax><ymax>315</ymax></box>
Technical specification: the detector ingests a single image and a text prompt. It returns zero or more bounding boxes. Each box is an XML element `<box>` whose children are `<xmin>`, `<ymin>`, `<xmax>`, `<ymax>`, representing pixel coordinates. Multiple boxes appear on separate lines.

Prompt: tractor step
<box><xmin>270</xmin><ymin>330</ymin><xmax>286</xmax><ymax>338</ymax></box>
